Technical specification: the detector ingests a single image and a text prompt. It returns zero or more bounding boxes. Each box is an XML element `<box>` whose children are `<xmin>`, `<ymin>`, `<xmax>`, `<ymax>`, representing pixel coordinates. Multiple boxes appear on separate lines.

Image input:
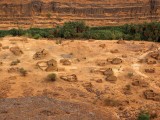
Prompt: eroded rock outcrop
<box><xmin>0</xmin><ymin>0</ymin><xmax>159</xmax><ymax>29</ymax></box>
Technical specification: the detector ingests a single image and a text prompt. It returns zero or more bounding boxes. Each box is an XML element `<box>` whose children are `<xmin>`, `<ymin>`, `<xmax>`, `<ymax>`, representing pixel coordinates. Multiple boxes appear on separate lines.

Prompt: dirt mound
<box><xmin>10</xmin><ymin>47</ymin><xmax>23</xmax><ymax>56</ymax></box>
<box><xmin>0</xmin><ymin>96</ymin><xmax>118</xmax><ymax>120</ymax></box>
<box><xmin>33</xmin><ymin>49</ymin><xmax>48</xmax><ymax>60</ymax></box>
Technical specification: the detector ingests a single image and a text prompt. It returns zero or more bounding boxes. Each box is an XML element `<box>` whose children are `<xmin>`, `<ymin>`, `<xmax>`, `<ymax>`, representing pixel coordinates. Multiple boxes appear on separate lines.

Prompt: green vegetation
<box><xmin>0</xmin><ymin>21</ymin><xmax>160</xmax><ymax>42</ymax></box>
<box><xmin>19</xmin><ymin>68</ymin><xmax>28</xmax><ymax>76</ymax></box>
<box><xmin>46</xmin><ymin>73</ymin><xmax>57</xmax><ymax>82</ymax></box>
<box><xmin>138</xmin><ymin>112</ymin><xmax>150</xmax><ymax>120</ymax></box>
<box><xmin>127</xmin><ymin>72</ymin><xmax>134</xmax><ymax>78</ymax></box>
<box><xmin>10</xmin><ymin>59</ymin><xmax>20</xmax><ymax>66</ymax></box>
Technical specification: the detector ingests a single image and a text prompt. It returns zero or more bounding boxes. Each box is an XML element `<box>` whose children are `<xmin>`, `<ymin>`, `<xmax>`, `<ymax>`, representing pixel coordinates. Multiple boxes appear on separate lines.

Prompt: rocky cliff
<box><xmin>0</xmin><ymin>0</ymin><xmax>159</xmax><ymax>29</ymax></box>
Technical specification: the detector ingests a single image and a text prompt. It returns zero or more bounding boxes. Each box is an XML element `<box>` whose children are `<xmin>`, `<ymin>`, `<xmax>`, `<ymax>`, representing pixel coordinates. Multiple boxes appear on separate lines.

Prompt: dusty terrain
<box><xmin>0</xmin><ymin>37</ymin><xmax>160</xmax><ymax>119</ymax></box>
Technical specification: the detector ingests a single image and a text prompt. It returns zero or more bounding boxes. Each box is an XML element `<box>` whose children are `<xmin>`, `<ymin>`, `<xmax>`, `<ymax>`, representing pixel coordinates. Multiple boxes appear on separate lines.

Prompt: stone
<box><xmin>82</xmin><ymin>82</ymin><xmax>94</xmax><ymax>93</ymax></box>
<box><xmin>150</xmin><ymin>51</ymin><xmax>160</xmax><ymax>60</ymax></box>
<box><xmin>10</xmin><ymin>47</ymin><xmax>23</xmax><ymax>56</ymax></box>
<box><xmin>145</xmin><ymin>68</ymin><xmax>155</xmax><ymax>73</ymax></box>
<box><xmin>132</xmin><ymin>80</ymin><xmax>149</xmax><ymax>87</ymax></box>
<box><xmin>106</xmin><ymin>58</ymin><xmax>113</xmax><ymax>62</ymax></box>
<box><xmin>123</xmin><ymin>85</ymin><xmax>132</xmax><ymax>95</ymax></box>
<box><xmin>82</xmin><ymin>82</ymin><xmax>93</xmax><ymax>88</ymax></box>
<box><xmin>96</xmin><ymin>79</ymin><xmax>103</xmax><ymax>83</ymax></box>
<box><xmin>36</xmin><ymin>61</ymin><xmax>48</xmax><ymax>71</ymax></box>
<box><xmin>146</xmin><ymin>58</ymin><xmax>157</xmax><ymax>64</ymax></box>
<box><xmin>60</xmin><ymin>59</ymin><xmax>71</xmax><ymax>65</ymax></box>
<box><xmin>60</xmin><ymin>74</ymin><xmax>77</xmax><ymax>82</ymax></box>
<box><xmin>36</xmin><ymin>59</ymin><xmax>57</xmax><ymax>72</ymax></box>
<box><xmin>99</xmin><ymin>44</ymin><xmax>106</xmax><ymax>48</ymax></box>
<box><xmin>110</xmin><ymin>49</ymin><xmax>119</xmax><ymax>53</ymax></box>
<box><xmin>143</xmin><ymin>90</ymin><xmax>160</xmax><ymax>101</ymax></box>
<box><xmin>45</xmin><ymin>59</ymin><xmax>58</xmax><ymax>72</ymax></box>
<box><xmin>111</xmin><ymin>58</ymin><xmax>122</xmax><ymax>65</ymax></box>
<box><xmin>33</xmin><ymin>49</ymin><xmax>48</xmax><ymax>60</ymax></box>
<box><xmin>117</xmin><ymin>40</ymin><xmax>126</xmax><ymax>44</ymax></box>
<box><xmin>96</xmin><ymin>60</ymin><xmax>107</xmax><ymax>66</ymax></box>
<box><xmin>8</xmin><ymin>67</ymin><xmax>19</xmax><ymax>73</ymax></box>
<box><xmin>10</xmin><ymin>59</ymin><xmax>20</xmax><ymax>66</ymax></box>
<box><xmin>102</xmin><ymin>68</ymin><xmax>114</xmax><ymax>76</ymax></box>
<box><xmin>105</xmin><ymin>75</ymin><xmax>117</xmax><ymax>83</ymax></box>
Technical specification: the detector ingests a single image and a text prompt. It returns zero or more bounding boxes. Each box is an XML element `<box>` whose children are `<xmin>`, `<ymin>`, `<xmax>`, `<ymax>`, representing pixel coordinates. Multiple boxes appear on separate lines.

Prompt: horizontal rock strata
<box><xmin>0</xmin><ymin>0</ymin><xmax>159</xmax><ymax>29</ymax></box>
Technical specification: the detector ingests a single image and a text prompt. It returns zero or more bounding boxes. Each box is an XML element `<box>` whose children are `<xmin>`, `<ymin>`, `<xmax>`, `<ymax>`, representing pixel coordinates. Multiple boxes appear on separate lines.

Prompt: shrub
<box><xmin>58</xmin><ymin>21</ymin><xmax>89</xmax><ymax>39</ymax></box>
<box><xmin>124</xmin><ymin>34</ymin><xmax>134</xmax><ymax>40</ymax></box>
<box><xmin>138</xmin><ymin>112</ymin><xmax>150</xmax><ymax>120</ymax></box>
<box><xmin>10</xmin><ymin>59</ymin><xmax>20</xmax><ymax>66</ymax></box>
<box><xmin>88</xmin><ymin>30</ymin><xmax>113</xmax><ymax>40</ymax></box>
<box><xmin>0</xmin><ymin>30</ymin><xmax>8</xmax><ymax>37</ymax></box>
<box><xmin>46</xmin><ymin>13</ymin><xmax>51</xmax><ymax>18</ymax></box>
<box><xmin>0</xmin><ymin>21</ymin><xmax>159</xmax><ymax>41</ymax></box>
<box><xmin>127</xmin><ymin>72</ymin><xmax>134</xmax><ymax>78</ymax></box>
<box><xmin>112</xmin><ymin>30</ymin><xmax>124</xmax><ymax>40</ymax></box>
<box><xmin>134</xmin><ymin>33</ymin><xmax>141</xmax><ymax>40</ymax></box>
<box><xmin>19</xmin><ymin>68</ymin><xmax>28</xmax><ymax>76</ymax></box>
<box><xmin>46</xmin><ymin>73</ymin><xmax>57</xmax><ymax>82</ymax></box>
<box><xmin>56</xmin><ymin>39</ymin><xmax>62</xmax><ymax>44</ymax></box>
<box><xmin>33</xmin><ymin>34</ymin><xmax>41</xmax><ymax>39</ymax></box>
<box><xmin>9</xmin><ymin>28</ymin><xmax>25</xmax><ymax>36</ymax></box>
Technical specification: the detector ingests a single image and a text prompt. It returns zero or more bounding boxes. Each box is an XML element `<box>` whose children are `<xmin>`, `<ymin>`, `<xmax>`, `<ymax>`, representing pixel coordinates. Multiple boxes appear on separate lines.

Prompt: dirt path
<box><xmin>132</xmin><ymin>47</ymin><xmax>160</xmax><ymax>78</ymax></box>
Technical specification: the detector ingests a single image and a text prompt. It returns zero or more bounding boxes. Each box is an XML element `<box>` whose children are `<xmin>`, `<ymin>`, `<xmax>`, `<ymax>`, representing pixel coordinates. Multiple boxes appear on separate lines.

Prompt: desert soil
<box><xmin>0</xmin><ymin>37</ymin><xmax>160</xmax><ymax>120</ymax></box>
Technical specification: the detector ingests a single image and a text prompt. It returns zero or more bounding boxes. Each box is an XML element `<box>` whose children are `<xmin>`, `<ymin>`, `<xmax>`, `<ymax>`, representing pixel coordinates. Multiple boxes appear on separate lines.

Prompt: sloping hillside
<box><xmin>0</xmin><ymin>37</ymin><xmax>159</xmax><ymax>119</ymax></box>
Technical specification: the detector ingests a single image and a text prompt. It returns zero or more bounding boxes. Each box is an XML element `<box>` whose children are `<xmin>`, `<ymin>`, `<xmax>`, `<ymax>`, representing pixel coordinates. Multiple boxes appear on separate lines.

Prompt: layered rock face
<box><xmin>0</xmin><ymin>0</ymin><xmax>159</xmax><ymax>29</ymax></box>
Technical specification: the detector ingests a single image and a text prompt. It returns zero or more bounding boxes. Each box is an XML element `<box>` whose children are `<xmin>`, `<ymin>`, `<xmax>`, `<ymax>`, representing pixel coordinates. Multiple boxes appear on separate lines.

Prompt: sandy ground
<box><xmin>0</xmin><ymin>37</ymin><xmax>160</xmax><ymax>120</ymax></box>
